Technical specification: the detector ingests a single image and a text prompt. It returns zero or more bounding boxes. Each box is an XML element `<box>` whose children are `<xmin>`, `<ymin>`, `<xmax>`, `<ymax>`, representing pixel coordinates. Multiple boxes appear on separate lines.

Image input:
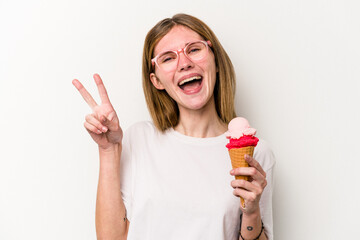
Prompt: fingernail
<box><xmin>102</xmin><ymin>127</ymin><xmax>108</xmax><ymax>132</ymax></box>
<box><xmin>230</xmin><ymin>169</ymin><xmax>235</xmax><ymax>174</ymax></box>
<box><xmin>244</xmin><ymin>154</ymin><xmax>249</xmax><ymax>159</ymax></box>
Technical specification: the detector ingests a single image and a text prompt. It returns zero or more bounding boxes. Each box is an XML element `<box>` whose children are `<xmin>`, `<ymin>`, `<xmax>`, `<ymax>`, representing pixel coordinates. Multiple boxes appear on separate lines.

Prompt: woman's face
<box><xmin>150</xmin><ymin>25</ymin><xmax>217</xmax><ymax>112</ymax></box>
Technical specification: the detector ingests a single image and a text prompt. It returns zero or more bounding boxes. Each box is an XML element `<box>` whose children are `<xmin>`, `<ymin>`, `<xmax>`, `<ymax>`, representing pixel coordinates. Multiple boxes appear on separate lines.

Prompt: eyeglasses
<box><xmin>151</xmin><ymin>40</ymin><xmax>212</xmax><ymax>72</ymax></box>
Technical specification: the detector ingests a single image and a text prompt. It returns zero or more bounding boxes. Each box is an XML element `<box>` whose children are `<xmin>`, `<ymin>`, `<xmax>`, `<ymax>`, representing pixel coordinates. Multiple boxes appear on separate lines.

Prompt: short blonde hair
<box><xmin>142</xmin><ymin>13</ymin><xmax>236</xmax><ymax>132</ymax></box>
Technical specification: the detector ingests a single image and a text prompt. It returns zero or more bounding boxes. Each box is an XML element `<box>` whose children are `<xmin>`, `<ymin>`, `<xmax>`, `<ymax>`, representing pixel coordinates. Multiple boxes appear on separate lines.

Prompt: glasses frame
<box><xmin>151</xmin><ymin>40</ymin><xmax>212</xmax><ymax>72</ymax></box>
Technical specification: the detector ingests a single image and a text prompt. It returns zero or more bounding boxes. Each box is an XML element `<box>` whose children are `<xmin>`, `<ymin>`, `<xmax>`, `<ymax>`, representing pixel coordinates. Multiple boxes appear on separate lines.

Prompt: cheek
<box><xmin>197</xmin><ymin>56</ymin><xmax>216</xmax><ymax>74</ymax></box>
<box><xmin>155</xmin><ymin>71</ymin><xmax>173</xmax><ymax>86</ymax></box>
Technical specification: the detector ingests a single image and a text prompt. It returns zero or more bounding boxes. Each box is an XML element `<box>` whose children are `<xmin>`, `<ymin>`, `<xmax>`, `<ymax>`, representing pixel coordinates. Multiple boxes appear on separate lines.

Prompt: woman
<box><xmin>73</xmin><ymin>13</ymin><xmax>274</xmax><ymax>240</ymax></box>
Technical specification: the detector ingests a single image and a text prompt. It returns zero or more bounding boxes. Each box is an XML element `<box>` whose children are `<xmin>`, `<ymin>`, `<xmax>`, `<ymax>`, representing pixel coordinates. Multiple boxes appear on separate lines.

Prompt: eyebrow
<box><xmin>154</xmin><ymin>40</ymin><xmax>203</xmax><ymax>56</ymax></box>
<box><xmin>156</xmin><ymin>41</ymin><xmax>195</xmax><ymax>55</ymax></box>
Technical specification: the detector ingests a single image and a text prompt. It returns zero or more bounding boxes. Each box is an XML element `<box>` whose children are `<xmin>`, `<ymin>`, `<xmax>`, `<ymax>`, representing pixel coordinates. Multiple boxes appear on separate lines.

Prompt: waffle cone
<box><xmin>228</xmin><ymin>146</ymin><xmax>255</xmax><ymax>208</ymax></box>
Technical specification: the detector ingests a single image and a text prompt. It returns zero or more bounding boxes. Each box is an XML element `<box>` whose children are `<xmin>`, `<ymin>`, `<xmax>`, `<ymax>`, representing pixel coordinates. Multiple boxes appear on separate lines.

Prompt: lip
<box><xmin>177</xmin><ymin>73</ymin><xmax>204</xmax><ymax>95</ymax></box>
<box><xmin>177</xmin><ymin>73</ymin><xmax>203</xmax><ymax>86</ymax></box>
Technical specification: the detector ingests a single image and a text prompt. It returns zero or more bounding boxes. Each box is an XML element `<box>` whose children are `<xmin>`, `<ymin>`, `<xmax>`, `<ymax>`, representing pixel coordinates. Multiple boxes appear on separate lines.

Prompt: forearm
<box><xmin>239</xmin><ymin>208</ymin><xmax>267</xmax><ymax>240</ymax></box>
<box><xmin>96</xmin><ymin>144</ymin><xmax>128</xmax><ymax>240</ymax></box>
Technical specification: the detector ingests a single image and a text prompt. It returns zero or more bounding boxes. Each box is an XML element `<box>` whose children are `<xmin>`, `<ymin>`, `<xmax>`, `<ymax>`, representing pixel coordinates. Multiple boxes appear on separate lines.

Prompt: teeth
<box><xmin>179</xmin><ymin>76</ymin><xmax>202</xmax><ymax>86</ymax></box>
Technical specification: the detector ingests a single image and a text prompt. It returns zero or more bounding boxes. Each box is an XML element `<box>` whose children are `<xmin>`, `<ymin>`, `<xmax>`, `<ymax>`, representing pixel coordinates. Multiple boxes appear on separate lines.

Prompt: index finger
<box><xmin>93</xmin><ymin>73</ymin><xmax>111</xmax><ymax>104</ymax></box>
<box><xmin>245</xmin><ymin>155</ymin><xmax>267</xmax><ymax>178</ymax></box>
<box><xmin>72</xmin><ymin>79</ymin><xmax>98</xmax><ymax>109</ymax></box>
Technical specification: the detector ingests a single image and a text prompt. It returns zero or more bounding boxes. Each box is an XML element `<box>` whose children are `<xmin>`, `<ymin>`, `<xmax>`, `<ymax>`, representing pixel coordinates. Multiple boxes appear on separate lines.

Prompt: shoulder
<box><xmin>124</xmin><ymin>121</ymin><xmax>157</xmax><ymax>135</ymax></box>
<box><xmin>254</xmin><ymin>139</ymin><xmax>276</xmax><ymax>172</ymax></box>
<box><xmin>122</xmin><ymin>121</ymin><xmax>160</xmax><ymax>144</ymax></box>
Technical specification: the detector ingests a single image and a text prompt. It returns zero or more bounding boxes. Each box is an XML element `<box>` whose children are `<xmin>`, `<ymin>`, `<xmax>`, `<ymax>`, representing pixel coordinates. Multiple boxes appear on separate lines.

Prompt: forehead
<box><xmin>154</xmin><ymin>25</ymin><xmax>204</xmax><ymax>55</ymax></box>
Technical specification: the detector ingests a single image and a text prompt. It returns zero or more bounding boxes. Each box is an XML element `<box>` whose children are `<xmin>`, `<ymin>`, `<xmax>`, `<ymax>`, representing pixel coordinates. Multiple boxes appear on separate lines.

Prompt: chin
<box><xmin>178</xmin><ymin>95</ymin><xmax>213</xmax><ymax>111</ymax></box>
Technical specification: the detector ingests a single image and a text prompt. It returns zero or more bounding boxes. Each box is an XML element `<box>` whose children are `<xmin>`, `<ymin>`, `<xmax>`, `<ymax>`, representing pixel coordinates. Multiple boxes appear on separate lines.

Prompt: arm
<box><xmin>231</xmin><ymin>154</ymin><xmax>270</xmax><ymax>240</ymax></box>
<box><xmin>96</xmin><ymin>144</ymin><xmax>129</xmax><ymax>240</ymax></box>
<box><xmin>72</xmin><ymin>74</ymin><xmax>129</xmax><ymax>239</ymax></box>
<box><xmin>240</xmin><ymin>209</ymin><xmax>267</xmax><ymax>240</ymax></box>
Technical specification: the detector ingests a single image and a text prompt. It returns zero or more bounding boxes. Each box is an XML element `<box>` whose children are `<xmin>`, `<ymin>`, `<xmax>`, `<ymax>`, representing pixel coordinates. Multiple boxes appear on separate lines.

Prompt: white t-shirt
<box><xmin>120</xmin><ymin>121</ymin><xmax>275</xmax><ymax>240</ymax></box>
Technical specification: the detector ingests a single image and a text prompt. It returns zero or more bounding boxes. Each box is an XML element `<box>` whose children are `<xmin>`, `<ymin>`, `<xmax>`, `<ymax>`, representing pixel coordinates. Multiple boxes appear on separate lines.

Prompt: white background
<box><xmin>1</xmin><ymin>0</ymin><xmax>359</xmax><ymax>239</ymax></box>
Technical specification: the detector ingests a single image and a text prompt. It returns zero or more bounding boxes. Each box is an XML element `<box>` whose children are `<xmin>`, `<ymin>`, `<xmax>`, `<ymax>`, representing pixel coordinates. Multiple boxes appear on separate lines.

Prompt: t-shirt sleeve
<box><xmin>254</xmin><ymin>140</ymin><xmax>276</xmax><ymax>240</ymax></box>
<box><xmin>120</xmin><ymin>128</ymin><xmax>134</xmax><ymax>221</ymax></box>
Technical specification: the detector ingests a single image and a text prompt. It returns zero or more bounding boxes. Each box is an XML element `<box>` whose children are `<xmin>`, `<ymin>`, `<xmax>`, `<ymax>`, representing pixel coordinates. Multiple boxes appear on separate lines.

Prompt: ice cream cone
<box><xmin>226</xmin><ymin>117</ymin><xmax>259</xmax><ymax>209</ymax></box>
<box><xmin>228</xmin><ymin>146</ymin><xmax>254</xmax><ymax>208</ymax></box>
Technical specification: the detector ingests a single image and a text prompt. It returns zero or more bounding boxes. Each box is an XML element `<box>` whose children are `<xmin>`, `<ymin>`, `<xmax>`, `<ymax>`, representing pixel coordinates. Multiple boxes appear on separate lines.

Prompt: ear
<box><xmin>150</xmin><ymin>73</ymin><xmax>165</xmax><ymax>90</ymax></box>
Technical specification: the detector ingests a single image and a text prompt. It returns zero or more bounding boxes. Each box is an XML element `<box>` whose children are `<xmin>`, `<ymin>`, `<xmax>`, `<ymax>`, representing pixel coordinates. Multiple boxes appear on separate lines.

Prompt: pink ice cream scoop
<box><xmin>226</xmin><ymin>117</ymin><xmax>257</xmax><ymax>139</ymax></box>
<box><xmin>225</xmin><ymin>117</ymin><xmax>259</xmax><ymax>149</ymax></box>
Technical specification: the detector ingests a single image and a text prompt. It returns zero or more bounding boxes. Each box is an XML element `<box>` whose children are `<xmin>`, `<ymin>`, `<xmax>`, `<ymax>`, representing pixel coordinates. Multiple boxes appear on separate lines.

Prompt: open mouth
<box><xmin>178</xmin><ymin>76</ymin><xmax>203</xmax><ymax>93</ymax></box>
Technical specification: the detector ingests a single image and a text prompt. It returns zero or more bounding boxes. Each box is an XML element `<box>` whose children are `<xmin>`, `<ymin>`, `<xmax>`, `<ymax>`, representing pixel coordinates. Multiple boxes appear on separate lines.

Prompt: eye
<box><xmin>159</xmin><ymin>52</ymin><xmax>177</xmax><ymax>64</ymax></box>
<box><xmin>162</xmin><ymin>56</ymin><xmax>175</xmax><ymax>63</ymax></box>
<box><xmin>186</xmin><ymin>42</ymin><xmax>205</xmax><ymax>55</ymax></box>
<box><xmin>189</xmin><ymin>48</ymin><xmax>201</xmax><ymax>53</ymax></box>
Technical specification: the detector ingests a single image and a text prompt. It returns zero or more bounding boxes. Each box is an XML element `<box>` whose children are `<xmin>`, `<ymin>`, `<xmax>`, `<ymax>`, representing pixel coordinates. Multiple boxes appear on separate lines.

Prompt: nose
<box><xmin>177</xmin><ymin>50</ymin><xmax>194</xmax><ymax>71</ymax></box>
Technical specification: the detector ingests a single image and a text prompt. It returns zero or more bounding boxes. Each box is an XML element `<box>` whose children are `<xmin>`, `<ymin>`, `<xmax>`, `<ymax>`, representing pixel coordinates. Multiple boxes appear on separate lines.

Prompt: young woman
<box><xmin>73</xmin><ymin>13</ymin><xmax>275</xmax><ymax>240</ymax></box>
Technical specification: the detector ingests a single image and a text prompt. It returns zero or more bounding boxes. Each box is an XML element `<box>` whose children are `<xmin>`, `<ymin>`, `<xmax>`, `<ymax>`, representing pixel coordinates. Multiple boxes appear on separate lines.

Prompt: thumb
<box><xmin>101</xmin><ymin>112</ymin><xmax>118</xmax><ymax>127</ymax></box>
<box><xmin>107</xmin><ymin>111</ymin><xmax>117</xmax><ymax>122</ymax></box>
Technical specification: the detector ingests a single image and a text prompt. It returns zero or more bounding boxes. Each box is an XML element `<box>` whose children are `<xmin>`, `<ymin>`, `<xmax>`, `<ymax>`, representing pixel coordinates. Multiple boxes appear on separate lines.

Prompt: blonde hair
<box><xmin>142</xmin><ymin>13</ymin><xmax>236</xmax><ymax>132</ymax></box>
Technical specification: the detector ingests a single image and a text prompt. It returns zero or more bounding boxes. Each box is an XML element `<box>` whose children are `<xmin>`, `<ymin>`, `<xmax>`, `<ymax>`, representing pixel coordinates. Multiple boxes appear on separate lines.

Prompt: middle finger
<box><xmin>231</xmin><ymin>167</ymin><xmax>267</xmax><ymax>187</ymax></box>
<box><xmin>93</xmin><ymin>74</ymin><xmax>111</xmax><ymax>104</ymax></box>
<box><xmin>231</xmin><ymin>179</ymin><xmax>259</xmax><ymax>193</ymax></box>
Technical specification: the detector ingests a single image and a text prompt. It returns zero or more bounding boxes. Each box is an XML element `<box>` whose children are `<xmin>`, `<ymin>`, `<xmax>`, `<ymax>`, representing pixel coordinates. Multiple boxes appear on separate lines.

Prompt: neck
<box><xmin>174</xmin><ymin>96</ymin><xmax>227</xmax><ymax>138</ymax></box>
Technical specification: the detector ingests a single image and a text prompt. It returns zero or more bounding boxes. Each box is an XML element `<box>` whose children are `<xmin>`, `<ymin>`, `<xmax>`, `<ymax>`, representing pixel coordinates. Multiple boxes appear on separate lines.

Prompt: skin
<box><xmin>72</xmin><ymin>26</ymin><xmax>268</xmax><ymax>240</ymax></box>
<box><xmin>231</xmin><ymin>155</ymin><xmax>268</xmax><ymax>240</ymax></box>
<box><xmin>150</xmin><ymin>25</ymin><xmax>217</xmax><ymax>112</ymax></box>
<box><xmin>72</xmin><ymin>75</ymin><xmax>128</xmax><ymax>240</ymax></box>
<box><xmin>150</xmin><ymin>25</ymin><xmax>225</xmax><ymax>138</ymax></box>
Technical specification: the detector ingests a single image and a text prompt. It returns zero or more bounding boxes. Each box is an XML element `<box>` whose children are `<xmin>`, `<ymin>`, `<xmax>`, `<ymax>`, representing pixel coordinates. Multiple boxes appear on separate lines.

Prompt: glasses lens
<box><xmin>185</xmin><ymin>42</ymin><xmax>207</xmax><ymax>61</ymax></box>
<box><xmin>157</xmin><ymin>51</ymin><xmax>178</xmax><ymax>72</ymax></box>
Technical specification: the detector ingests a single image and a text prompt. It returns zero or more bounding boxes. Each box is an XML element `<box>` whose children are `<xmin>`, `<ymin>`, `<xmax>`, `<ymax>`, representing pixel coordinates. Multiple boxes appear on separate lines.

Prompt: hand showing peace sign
<box><xmin>72</xmin><ymin>74</ymin><xmax>123</xmax><ymax>150</ymax></box>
